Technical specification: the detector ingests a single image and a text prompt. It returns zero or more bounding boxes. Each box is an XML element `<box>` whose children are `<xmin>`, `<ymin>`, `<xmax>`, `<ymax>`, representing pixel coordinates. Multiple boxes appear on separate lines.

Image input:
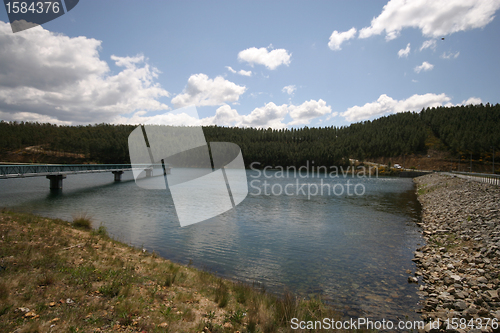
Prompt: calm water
<box><xmin>0</xmin><ymin>169</ymin><xmax>424</xmax><ymax>321</ymax></box>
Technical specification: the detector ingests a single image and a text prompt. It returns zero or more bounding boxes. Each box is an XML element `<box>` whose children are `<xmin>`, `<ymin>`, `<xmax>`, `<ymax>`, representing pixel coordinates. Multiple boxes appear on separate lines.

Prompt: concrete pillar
<box><xmin>146</xmin><ymin>168</ymin><xmax>153</xmax><ymax>177</ymax></box>
<box><xmin>112</xmin><ymin>171</ymin><xmax>124</xmax><ymax>181</ymax></box>
<box><xmin>46</xmin><ymin>175</ymin><xmax>66</xmax><ymax>190</ymax></box>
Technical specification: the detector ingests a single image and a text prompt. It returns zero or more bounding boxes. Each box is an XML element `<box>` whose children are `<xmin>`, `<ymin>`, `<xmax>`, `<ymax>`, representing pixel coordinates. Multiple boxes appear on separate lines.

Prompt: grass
<box><xmin>0</xmin><ymin>210</ymin><xmax>372</xmax><ymax>332</ymax></box>
<box><xmin>71</xmin><ymin>212</ymin><xmax>93</xmax><ymax>230</ymax></box>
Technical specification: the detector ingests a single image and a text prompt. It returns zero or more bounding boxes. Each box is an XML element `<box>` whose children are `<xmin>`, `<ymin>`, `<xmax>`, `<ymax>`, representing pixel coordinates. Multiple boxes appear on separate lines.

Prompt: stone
<box><xmin>463</xmin><ymin>307</ymin><xmax>478</xmax><ymax>320</ymax></box>
<box><xmin>414</xmin><ymin>174</ymin><xmax>500</xmax><ymax>324</ymax></box>
<box><xmin>478</xmin><ymin>277</ymin><xmax>488</xmax><ymax>284</ymax></box>
<box><xmin>478</xmin><ymin>307</ymin><xmax>489</xmax><ymax>316</ymax></box>
<box><xmin>486</xmin><ymin>290</ymin><xmax>499</xmax><ymax>300</ymax></box>
<box><xmin>454</xmin><ymin>301</ymin><xmax>467</xmax><ymax>311</ymax></box>
<box><xmin>408</xmin><ymin>276</ymin><xmax>419</xmax><ymax>283</ymax></box>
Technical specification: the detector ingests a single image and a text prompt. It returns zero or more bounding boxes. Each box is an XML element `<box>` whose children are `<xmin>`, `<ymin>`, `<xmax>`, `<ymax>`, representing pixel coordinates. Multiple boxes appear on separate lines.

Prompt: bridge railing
<box><xmin>443</xmin><ymin>171</ymin><xmax>500</xmax><ymax>186</ymax></box>
<box><xmin>0</xmin><ymin>164</ymin><xmax>166</xmax><ymax>178</ymax></box>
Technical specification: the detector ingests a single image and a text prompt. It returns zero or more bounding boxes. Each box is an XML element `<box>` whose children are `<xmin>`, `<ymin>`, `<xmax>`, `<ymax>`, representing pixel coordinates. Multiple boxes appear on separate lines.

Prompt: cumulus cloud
<box><xmin>171</xmin><ymin>73</ymin><xmax>246</xmax><ymax>108</ymax></box>
<box><xmin>328</xmin><ymin>27</ymin><xmax>357</xmax><ymax>51</ymax></box>
<box><xmin>0</xmin><ymin>111</ymin><xmax>72</xmax><ymax>125</ymax></box>
<box><xmin>238</xmin><ymin>47</ymin><xmax>291</xmax><ymax>70</ymax></box>
<box><xmin>398</xmin><ymin>43</ymin><xmax>411</xmax><ymax>57</ymax></box>
<box><xmin>461</xmin><ymin>97</ymin><xmax>483</xmax><ymax>105</ymax></box>
<box><xmin>342</xmin><ymin>93</ymin><xmax>451</xmax><ymax>122</ymax></box>
<box><xmin>238</xmin><ymin>102</ymin><xmax>289</xmax><ymax>128</ymax></box>
<box><xmin>420</xmin><ymin>39</ymin><xmax>436</xmax><ymax>51</ymax></box>
<box><xmin>359</xmin><ymin>0</ymin><xmax>500</xmax><ymax>40</ymax></box>
<box><xmin>288</xmin><ymin>99</ymin><xmax>332</xmax><ymax>125</ymax></box>
<box><xmin>118</xmin><ymin>103</ymin><xmax>286</xmax><ymax>128</ymax></box>
<box><xmin>441</xmin><ymin>51</ymin><xmax>460</xmax><ymax>59</ymax></box>
<box><xmin>200</xmin><ymin>104</ymin><xmax>241</xmax><ymax>127</ymax></box>
<box><xmin>282</xmin><ymin>85</ymin><xmax>296</xmax><ymax>95</ymax></box>
<box><xmin>238</xmin><ymin>99</ymin><xmax>332</xmax><ymax>128</ymax></box>
<box><xmin>119</xmin><ymin>98</ymin><xmax>333</xmax><ymax>129</ymax></box>
<box><xmin>414</xmin><ymin>61</ymin><xmax>434</xmax><ymax>73</ymax></box>
<box><xmin>0</xmin><ymin>21</ymin><xmax>170</xmax><ymax>124</ymax></box>
<box><xmin>115</xmin><ymin>110</ymin><xmax>202</xmax><ymax>127</ymax></box>
<box><xmin>226</xmin><ymin>66</ymin><xmax>252</xmax><ymax>77</ymax></box>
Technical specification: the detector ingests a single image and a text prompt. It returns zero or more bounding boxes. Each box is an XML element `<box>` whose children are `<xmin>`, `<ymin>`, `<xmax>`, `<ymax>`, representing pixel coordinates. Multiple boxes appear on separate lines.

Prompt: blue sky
<box><xmin>1</xmin><ymin>0</ymin><xmax>499</xmax><ymax>128</ymax></box>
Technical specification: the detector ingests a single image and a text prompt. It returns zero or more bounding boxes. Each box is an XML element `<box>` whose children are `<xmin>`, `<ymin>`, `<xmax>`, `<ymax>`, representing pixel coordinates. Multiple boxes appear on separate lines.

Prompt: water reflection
<box><xmin>0</xmin><ymin>169</ymin><xmax>423</xmax><ymax>321</ymax></box>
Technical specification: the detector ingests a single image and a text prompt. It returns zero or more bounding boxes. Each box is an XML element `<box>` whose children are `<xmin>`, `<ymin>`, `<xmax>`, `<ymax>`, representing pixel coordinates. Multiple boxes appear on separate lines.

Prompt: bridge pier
<box><xmin>146</xmin><ymin>168</ymin><xmax>153</xmax><ymax>177</ymax></box>
<box><xmin>112</xmin><ymin>171</ymin><xmax>124</xmax><ymax>181</ymax></box>
<box><xmin>46</xmin><ymin>175</ymin><xmax>66</xmax><ymax>189</ymax></box>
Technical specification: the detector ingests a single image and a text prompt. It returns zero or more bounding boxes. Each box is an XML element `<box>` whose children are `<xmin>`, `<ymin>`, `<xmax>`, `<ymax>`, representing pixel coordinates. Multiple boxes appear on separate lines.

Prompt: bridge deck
<box><xmin>0</xmin><ymin>164</ymin><xmax>152</xmax><ymax>179</ymax></box>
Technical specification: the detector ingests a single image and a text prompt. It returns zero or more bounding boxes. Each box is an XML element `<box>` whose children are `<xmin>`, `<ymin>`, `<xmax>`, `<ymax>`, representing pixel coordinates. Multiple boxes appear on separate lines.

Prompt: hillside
<box><xmin>1</xmin><ymin>103</ymin><xmax>499</xmax><ymax>172</ymax></box>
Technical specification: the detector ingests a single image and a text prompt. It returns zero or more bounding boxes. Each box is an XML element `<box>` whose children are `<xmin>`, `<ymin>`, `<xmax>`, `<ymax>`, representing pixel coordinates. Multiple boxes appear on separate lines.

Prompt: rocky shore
<box><xmin>413</xmin><ymin>173</ymin><xmax>500</xmax><ymax>332</ymax></box>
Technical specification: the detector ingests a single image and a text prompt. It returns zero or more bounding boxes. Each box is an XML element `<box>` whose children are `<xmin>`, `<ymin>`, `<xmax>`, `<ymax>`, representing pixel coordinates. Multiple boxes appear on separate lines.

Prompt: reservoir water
<box><xmin>0</xmin><ymin>169</ymin><xmax>424</xmax><ymax>321</ymax></box>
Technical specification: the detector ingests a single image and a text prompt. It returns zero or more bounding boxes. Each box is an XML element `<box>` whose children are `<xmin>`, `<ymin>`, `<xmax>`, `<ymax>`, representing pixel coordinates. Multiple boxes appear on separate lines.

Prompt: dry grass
<box><xmin>72</xmin><ymin>212</ymin><xmax>93</xmax><ymax>230</ymax></box>
<box><xmin>0</xmin><ymin>210</ymin><xmax>369</xmax><ymax>332</ymax></box>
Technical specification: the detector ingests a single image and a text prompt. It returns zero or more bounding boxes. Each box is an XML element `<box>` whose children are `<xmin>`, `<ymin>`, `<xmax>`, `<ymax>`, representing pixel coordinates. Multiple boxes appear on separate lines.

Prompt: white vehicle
<box><xmin>394</xmin><ymin>164</ymin><xmax>402</xmax><ymax>169</ymax></box>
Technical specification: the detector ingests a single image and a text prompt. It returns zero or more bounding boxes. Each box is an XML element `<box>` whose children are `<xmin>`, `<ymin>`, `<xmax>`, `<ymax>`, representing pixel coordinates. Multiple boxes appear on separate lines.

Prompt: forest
<box><xmin>0</xmin><ymin>103</ymin><xmax>499</xmax><ymax>169</ymax></box>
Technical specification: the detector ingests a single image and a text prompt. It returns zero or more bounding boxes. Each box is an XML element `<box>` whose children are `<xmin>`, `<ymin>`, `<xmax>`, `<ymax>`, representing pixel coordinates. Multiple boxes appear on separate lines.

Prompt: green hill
<box><xmin>1</xmin><ymin>103</ymin><xmax>499</xmax><ymax>170</ymax></box>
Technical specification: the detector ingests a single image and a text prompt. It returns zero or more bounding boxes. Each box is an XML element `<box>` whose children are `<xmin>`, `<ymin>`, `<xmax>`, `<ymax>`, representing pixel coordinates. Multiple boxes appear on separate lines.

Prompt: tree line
<box><xmin>0</xmin><ymin>103</ymin><xmax>498</xmax><ymax>167</ymax></box>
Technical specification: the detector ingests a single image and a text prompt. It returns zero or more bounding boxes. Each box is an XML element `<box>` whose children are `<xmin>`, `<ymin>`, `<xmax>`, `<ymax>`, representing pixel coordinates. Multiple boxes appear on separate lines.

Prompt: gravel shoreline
<box><xmin>413</xmin><ymin>173</ymin><xmax>500</xmax><ymax>332</ymax></box>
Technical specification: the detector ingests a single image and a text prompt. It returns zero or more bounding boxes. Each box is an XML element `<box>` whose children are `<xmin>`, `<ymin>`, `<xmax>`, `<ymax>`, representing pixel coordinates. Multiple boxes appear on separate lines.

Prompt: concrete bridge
<box><xmin>0</xmin><ymin>164</ymin><xmax>170</xmax><ymax>189</ymax></box>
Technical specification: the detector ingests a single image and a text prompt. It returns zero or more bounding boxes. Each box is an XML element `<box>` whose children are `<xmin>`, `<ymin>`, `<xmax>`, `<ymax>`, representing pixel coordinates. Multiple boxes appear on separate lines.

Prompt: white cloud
<box><xmin>420</xmin><ymin>39</ymin><xmax>436</xmax><ymax>51</ymax></box>
<box><xmin>282</xmin><ymin>85</ymin><xmax>296</xmax><ymax>95</ymax></box>
<box><xmin>121</xmin><ymin>99</ymin><xmax>333</xmax><ymax>129</ymax></box>
<box><xmin>461</xmin><ymin>97</ymin><xmax>483</xmax><ymax>105</ymax></box>
<box><xmin>398</xmin><ymin>43</ymin><xmax>411</xmax><ymax>57</ymax></box>
<box><xmin>239</xmin><ymin>102</ymin><xmax>289</xmax><ymax>128</ymax></box>
<box><xmin>238</xmin><ymin>99</ymin><xmax>332</xmax><ymax>128</ymax></box>
<box><xmin>288</xmin><ymin>99</ymin><xmax>332</xmax><ymax>125</ymax></box>
<box><xmin>238</xmin><ymin>47</ymin><xmax>291</xmax><ymax>70</ymax></box>
<box><xmin>359</xmin><ymin>0</ymin><xmax>500</xmax><ymax>40</ymax></box>
<box><xmin>226</xmin><ymin>66</ymin><xmax>252</xmax><ymax>76</ymax></box>
<box><xmin>0</xmin><ymin>21</ymin><xmax>170</xmax><ymax>124</ymax></box>
<box><xmin>0</xmin><ymin>111</ymin><xmax>72</xmax><ymax>125</ymax></box>
<box><xmin>117</xmin><ymin>111</ymin><xmax>202</xmax><ymax>127</ymax></box>
<box><xmin>328</xmin><ymin>27</ymin><xmax>357</xmax><ymax>51</ymax></box>
<box><xmin>414</xmin><ymin>61</ymin><xmax>434</xmax><ymax>73</ymax></box>
<box><xmin>201</xmin><ymin>104</ymin><xmax>241</xmax><ymax>127</ymax></box>
<box><xmin>116</xmin><ymin>104</ymin><xmax>242</xmax><ymax>127</ymax></box>
<box><xmin>238</xmin><ymin>69</ymin><xmax>252</xmax><ymax>77</ymax></box>
<box><xmin>342</xmin><ymin>93</ymin><xmax>451</xmax><ymax>122</ymax></box>
<box><xmin>171</xmin><ymin>73</ymin><xmax>246</xmax><ymax>108</ymax></box>
<box><xmin>441</xmin><ymin>51</ymin><xmax>460</xmax><ymax>59</ymax></box>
